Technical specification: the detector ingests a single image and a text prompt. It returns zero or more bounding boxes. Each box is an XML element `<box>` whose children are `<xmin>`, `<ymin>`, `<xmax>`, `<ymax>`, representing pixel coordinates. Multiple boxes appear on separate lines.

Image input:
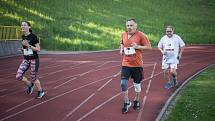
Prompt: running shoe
<box><xmin>165</xmin><ymin>82</ymin><xmax>172</xmax><ymax>90</ymax></box>
<box><xmin>133</xmin><ymin>100</ymin><xmax>140</xmax><ymax>111</ymax></box>
<box><xmin>122</xmin><ymin>100</ymin><xmax>131</xmax><ymax>114</ymax></box>
<box><xmin>36</xmin><ymin>90</ymin><xmax>45</xmax><ymax>99</ymax></box>
<box><xmin>27</xmin><ymin>83</ymin><xmax>34</xmax><ymax>94</ymax></box>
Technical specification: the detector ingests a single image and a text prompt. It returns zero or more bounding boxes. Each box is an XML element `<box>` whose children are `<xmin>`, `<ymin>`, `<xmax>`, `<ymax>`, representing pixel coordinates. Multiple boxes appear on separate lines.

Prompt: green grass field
<box><xmin>0</xmin><ymin>0</ymin><xmax>215</xmax><ymax>50</ymax></box>
<box><xmin>165</xmin><ymin>65</ymin><xmax>215</xmax><ymax>121</ymax></box>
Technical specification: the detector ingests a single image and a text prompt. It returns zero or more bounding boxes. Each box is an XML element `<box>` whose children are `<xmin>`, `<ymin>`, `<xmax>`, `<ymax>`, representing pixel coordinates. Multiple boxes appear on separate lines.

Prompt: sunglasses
<box><xmin>166</xmin><ymin>31</ymin><xmax>172</xmax><ymax>32</ymax></box>
<box><xmin>126</xmin><ymin>25</ymin><xmax>134</xmax><ymax>27</ymax></box>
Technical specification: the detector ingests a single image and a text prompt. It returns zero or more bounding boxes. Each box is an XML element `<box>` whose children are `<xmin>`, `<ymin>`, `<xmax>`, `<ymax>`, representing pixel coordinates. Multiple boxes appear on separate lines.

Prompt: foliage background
<box><xmin>0</xmin><ymin>0</ymin><xmax>214</xmax><ymax>50</ymax></box>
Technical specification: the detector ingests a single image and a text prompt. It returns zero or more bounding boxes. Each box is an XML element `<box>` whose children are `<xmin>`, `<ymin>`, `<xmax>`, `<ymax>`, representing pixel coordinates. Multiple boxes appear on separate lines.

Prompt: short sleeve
<box><xmin>33</xmin><ymin>34</ymin><xmax>39</xmax><ymax>44</ymax></box>
<box><xmin>157</xmin><ymin>38</ymin><xmax>163</xmax><ymax>48</ymax></box>
<box><xmin>140</xmin><ymin>33</ymin><xmax>150</xmax><ymax>46</ymax></box>
<box><xmin>175</xmin><ymin>35</ymin><xmax>185</xmax><ymax>47</ymax></box>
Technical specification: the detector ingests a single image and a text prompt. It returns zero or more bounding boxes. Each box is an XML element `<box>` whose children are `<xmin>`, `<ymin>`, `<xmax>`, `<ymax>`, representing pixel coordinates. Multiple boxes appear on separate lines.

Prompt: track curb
<box><xmin>155</xmin><ymin>64</ymin><xmax>215</xmax><ymax>121</ymax></box>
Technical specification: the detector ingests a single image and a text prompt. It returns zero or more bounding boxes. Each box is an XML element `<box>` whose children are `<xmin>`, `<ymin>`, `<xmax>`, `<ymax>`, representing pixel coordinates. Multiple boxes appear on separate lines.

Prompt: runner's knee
<box><xmin>16</xmin><ymin>73</ymin><xmax>23</xmax><ymax>81</ymax></box>
<box><xmin>133</xmin><ymin>83</ymin><xmax>141</xmax><ymax>92</ymax></box>
<box><xmin>120</xmin><ymin>79</ymin><xmax>128</xmax><ymax>91</ymax></box>
<box><xmin>164</xmin><ymin>69</ymin><xmax>170</xmax><ymax>75</ymax></box>
<box><xmin>170</xmin><ymin>71</ymin><xmax>177</xmax><ymax>77</ymax></box>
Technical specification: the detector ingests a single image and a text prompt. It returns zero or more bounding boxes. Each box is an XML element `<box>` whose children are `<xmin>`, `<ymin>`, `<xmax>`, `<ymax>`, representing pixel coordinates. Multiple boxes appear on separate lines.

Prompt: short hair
<box><xmin>165</xmin><ymin>25</ymin><xmax>174</xmax><ymax>31</ymax></box>
<box><xmin>127</xmin><ymin>18</ymin><xmax>137</xmax><ymax>23</ymax></box>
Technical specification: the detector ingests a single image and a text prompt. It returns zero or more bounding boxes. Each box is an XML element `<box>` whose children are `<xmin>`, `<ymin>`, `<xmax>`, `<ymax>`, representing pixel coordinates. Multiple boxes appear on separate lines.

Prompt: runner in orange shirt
<box><xmin>120</xmin><ymin>18</ymin><xmax>152</xmax><ymax>113</ymax></box>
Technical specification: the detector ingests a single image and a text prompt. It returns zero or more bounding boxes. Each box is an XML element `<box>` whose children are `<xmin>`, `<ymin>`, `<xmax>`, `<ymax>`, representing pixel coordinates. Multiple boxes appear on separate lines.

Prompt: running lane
<box><xmin>0</xmin><ymin>45</ymin><xmax>214</xmax><ymax>121</ymax></box>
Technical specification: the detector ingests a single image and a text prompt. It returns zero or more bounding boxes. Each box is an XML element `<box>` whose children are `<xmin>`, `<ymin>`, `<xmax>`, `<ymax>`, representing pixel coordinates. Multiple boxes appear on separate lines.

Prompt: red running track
<box><xmin>0</xmin><ymin>45</ymin><xmax>214</xmax><ymax>121</ymax></box>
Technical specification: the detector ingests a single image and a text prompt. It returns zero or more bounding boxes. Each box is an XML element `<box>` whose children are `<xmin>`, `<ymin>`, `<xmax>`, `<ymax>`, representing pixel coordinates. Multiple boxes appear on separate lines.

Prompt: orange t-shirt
<box><xmin>121</xmin><ymin>31</ymin><xmax>150</xmax><ymax>67</ymax></box>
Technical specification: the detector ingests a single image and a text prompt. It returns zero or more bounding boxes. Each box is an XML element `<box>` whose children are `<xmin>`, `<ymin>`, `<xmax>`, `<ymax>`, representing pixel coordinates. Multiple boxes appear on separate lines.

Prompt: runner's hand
<box><xmin>131</xmin><ymin>42</ymin><xmax>138</xmax><ymax>49</ymax></box>
<box><xmin>18</xmin><ymin>48</ymin><xmax>24</xmax><ymax>54</ymax></box>
<box><xmin>120</xmin><ymin>49</ymin><xmax>124</xmax><ymax>55</ymax></box>
<box><xmin>178</xmin><ymin>54</ymin><xmax>182</xmax><ymax>60</ymax></box>
<box><xmin>22</xmin><ymin>40</ymin><xmax>30</xmax><ymax>47</ymax></box>
<box><xmin>162</xmin><ymin>50</ymin><xmax>167</xmax><ymax>55</ymax></box>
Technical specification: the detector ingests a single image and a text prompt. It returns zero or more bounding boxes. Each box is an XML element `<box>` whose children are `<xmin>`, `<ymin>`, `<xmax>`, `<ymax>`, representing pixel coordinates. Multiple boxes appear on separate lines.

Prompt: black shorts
<box><xmin>121</xmin><ymin>66</ymin><xmax>143</xmax><ymax>84</ymax></box>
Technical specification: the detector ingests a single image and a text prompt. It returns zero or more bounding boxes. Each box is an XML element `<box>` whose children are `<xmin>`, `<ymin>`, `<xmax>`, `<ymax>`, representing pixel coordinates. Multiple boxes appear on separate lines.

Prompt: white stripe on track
<box><xmin>62</xmin><ymin>93</ymin><xmax>96</xmax><ymax>121</ymax></box>
<box><xmin>76</xmin><ymin>67</ymin><xmax>164</xmax><ymax>121</ymax></box>
<box><xmin>0</xmin><ymin>63</ymin><xmax>159</xmax><ymax>121</ymax></box>
<box><xmin>0</xmin><ymin>75</ymin><xmax>114</xmax><ymax>121</ymax></box>
<box><xmin>5</xmin><ymin>98</ymin><xmax>35</xmax><ymax>112</ymax></box>
<box><xmin>0</xmin><ymin>63</ymin><xmax>120</xmax><ymax>115</ymax></box>
<box><xmin>53</xmin><ymin>77</ymin><xmax>77</xmax><ymax>89</ymax></box>
<box><xmin>136</xmin><ymin>96</ymin><xmax>147</xmax><ymax>121</ymax></box>
<box><xmin>0</xmin><ymin>89</ymin><xmax>7</xmax><ymax>92</ymax></box>
<box><xmin>76</xmin><ymin>92</ymin><xmax>122</xmax><ymax>121</ymax></box>
<box><xmin>61</xmin><ymin>72</ymin><xmax>120</xmax><ymax>121</ymax></box>
<box><xmin>136</xmin><ymin>63</ymin><xmax>156</xmax><ymax>121</ymax></box>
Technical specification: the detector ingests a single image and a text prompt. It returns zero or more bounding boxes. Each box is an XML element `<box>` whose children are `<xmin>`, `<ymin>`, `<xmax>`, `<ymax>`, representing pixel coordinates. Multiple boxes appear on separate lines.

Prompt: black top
<box><xmin>22</xmin><ymin>33</ymin><xmax>39</xmax><ymax>60</ymax></box>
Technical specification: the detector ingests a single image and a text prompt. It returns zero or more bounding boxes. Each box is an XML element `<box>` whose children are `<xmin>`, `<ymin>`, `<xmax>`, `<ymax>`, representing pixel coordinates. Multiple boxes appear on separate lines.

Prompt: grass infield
<box><xmin>164</xmin><ymin>65</ymin><xmax>215</xmax><ymax>121</ymax></box>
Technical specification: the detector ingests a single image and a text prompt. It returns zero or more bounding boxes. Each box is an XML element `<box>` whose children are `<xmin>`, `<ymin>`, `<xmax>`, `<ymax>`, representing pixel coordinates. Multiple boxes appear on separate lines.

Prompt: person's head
<box><xmin>126</xmin><ymin>18</ymin><xmax>137</xmax><ymax>35</ymax></box>
<box><xmin>21</xmin><ymin>21</ymin><xmax>32</xmax><ymax>33</ymax></box>
<box><xmin>165</xmin><ymin>25</ymin><xmax>174</xmax><ymax>38</ymax></box>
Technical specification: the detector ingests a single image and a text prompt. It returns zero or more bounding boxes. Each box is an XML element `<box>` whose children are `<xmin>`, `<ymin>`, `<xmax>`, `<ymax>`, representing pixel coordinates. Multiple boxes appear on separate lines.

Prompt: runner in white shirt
<box><xmin>157</xmin><ymin>25</ymin><xmax>185</xmax><ymax>89</ymax></box>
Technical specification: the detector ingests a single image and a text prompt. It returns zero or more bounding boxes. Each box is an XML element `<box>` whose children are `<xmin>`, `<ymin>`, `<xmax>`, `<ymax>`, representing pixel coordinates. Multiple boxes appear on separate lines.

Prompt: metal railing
<box><xmin>0</xmin><ymin>26</ymin><xmax>21</xmax><ymax>41</ymax></box>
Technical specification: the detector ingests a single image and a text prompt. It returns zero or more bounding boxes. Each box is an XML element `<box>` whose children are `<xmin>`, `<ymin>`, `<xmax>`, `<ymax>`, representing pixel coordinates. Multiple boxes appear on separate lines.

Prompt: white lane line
<box><xmin>0</xmin><ymin>90</ymin><xmax>24</xmax><ymax>98</ymax></box>
<box><xmin>0</xmin><ymin>89</ymin><xmax>7</xmax><ymax>92</ymax></box>
<box><xmin>40</xmin><ymin>63</ymin><xmax>84</xmax><ymax>78</ymax></box>
<box><xmin>62</xmin><ymin>72</ymin><xmax>120</xmax><ymax>121</ymax></box>
<box><xmin>66</xmin><ymin>93</ymin><xmax>95</xmax><ymax>117</ymax></box>
<box><xmin>136</xmin><ymin>62</ymin><xmax>157</xmax><ymax>121</ymax></box>
<box><xmin>61</xmin><ymin>93</ymin><xmax>96</xmax><ymax>121</ymax></box>
<box><xmin>0</xmin><ymin>75</ymin><xmax>114</xmax><ymax>121</ymax></box>
<box><xmin>0</xmin><ymin>62</ymin><xmax>83</xmax><ymax>82</ymax></box>
<box><xmin>151</xmin><ymin>63</ymin><xmax>157</xmax><ymax>78</ymax></box>
<box><xmin>0</xmin><ymin>62</ymin><xmax>162</xmax><ymax>100</ymax></box>
<box><xmin>79</xmin><ymin>65</ymin><xmax>120</xmax><ymax>77</ymax></box>
<box><xmin>0</xmin><ymin>62</ymin><xmax>81</xmax><ymax>79</ymax></box>
<box><xmin>83</xmin><ymin>64</ymin><xmax>152</xmax><ymax>76</ymax></box>
<box><xmin>95</xmin><ymin>61</ymin><xmax>110</xmax><ymax>69</ymax></box>
<box><xmin>76</xmin><ymin>92</ymin><xmax>122</xmax><ymax>121</ymax></box>
<box><xmin>0</xmin><ymin>63</ymin><xmax>156</xmax><ymax>120</ymax></box>
<box><xmin>136</xmin><ymin>96</ymin><xmax>147</xmax><ymax>121</ymax></box>
<box><xmin>45</xmin><ymin>61</ymin><xmax>116</xmax><ymax>85</ymax></box>
<box><xmin>52</xmin><ymin>63</ymin><xmax>119</xmax><ymax>88</ymax></box>
<box><xmin>40</xmin><ymin>63</ymin><xmax>73</xmax><ymax>70</ymax></box>
<box><xmin>76</xmin><ymin>68</ymin><xmax>163</xmax><ymax>121</ymax></box>
<box><xmin>53</xmin><ymin>77</ymin><xmax>77</xmax><ymax>89</ymax></box>
<box><xmin>146</xmin><ymin>80</ymin><xmax>152</xmax><ymax>94</ymax></box>
<box><xmin>97</xmin><ymin>78</ymin><xmax>113</xmax><ymax>92</ymax></box>
<box><xmin>62</xmin><ymin>79</ymin><xmax>113</xmax><ymax>121</ymax></box>
<box><xmin>0</xmin><ymin>63</ymin><xmax>119</xmax><ymax>114</ymax></box>
<box><xmin>5</xmin><ymin>98</ymin><xmax>35</xmax><ymax>112</ymax></box>
<box><xmin>113</xmin><ymin>71</ymin><xmax>121</xmax><ymax>77</ymax></box>
<box><xmin>44</xmin><ymin>73</ymin><xmax>80</xmax><ymax>85</ymax></box>
<box><xmin>79</xmin><ymin>69</ymin><xmax>95</xmax><ymax>76</ymax></box>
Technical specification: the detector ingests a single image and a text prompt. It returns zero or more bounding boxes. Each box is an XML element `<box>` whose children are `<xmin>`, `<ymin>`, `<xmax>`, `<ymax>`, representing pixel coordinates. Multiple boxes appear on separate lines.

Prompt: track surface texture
<box><xmin>0</xmin><ymin>45</ymin><xmax>214</xmax><ymax>121</ymax></box>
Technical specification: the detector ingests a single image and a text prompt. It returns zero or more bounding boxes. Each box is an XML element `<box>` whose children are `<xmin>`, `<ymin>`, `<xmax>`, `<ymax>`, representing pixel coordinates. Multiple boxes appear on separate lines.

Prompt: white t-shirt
<box><xmin>158</xmin><ymin>34</ymin><xmax>185</xmax><ymax>64</ymax></box>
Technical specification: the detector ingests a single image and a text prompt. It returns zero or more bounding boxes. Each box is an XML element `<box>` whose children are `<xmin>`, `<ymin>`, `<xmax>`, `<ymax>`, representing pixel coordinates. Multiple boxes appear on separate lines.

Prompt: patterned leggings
<box><xmin>16</xmin><ymin>58</ymin><xmax>39</xmax><ymax>82</ymax></box>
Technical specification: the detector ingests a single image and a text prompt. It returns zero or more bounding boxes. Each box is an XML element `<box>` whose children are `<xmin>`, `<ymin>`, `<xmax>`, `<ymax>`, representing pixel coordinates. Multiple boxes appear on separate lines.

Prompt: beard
<box><xmin>128</xmin><ymin>29</ymin><xmax>136</xmax><ymax>35</ymax></box>
<box><xmin>167</xmin><ymin>34</ymin><xmax>173</xmax><ymax>38</ymax></box>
